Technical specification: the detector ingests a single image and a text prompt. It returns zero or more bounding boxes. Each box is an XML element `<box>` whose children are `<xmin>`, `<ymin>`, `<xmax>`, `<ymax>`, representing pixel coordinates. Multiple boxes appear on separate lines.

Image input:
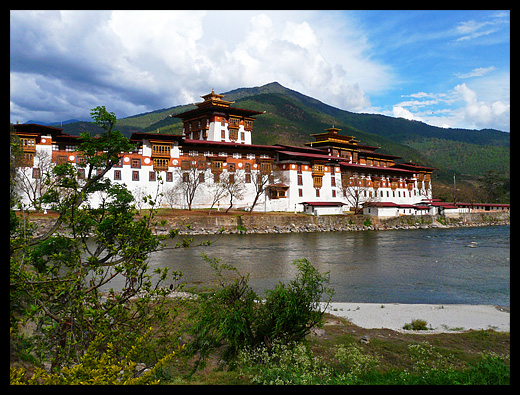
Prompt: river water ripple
<box><xmin>144</xmin><ymin>225</ymin><xmax>509</xmax><ymax>306</ymax></box>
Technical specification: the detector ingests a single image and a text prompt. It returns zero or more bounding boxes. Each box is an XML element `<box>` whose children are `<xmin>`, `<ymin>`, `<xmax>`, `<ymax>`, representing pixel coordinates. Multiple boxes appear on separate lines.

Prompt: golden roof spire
<box><xmin>197</xmin><ymin>89</ymin><xmax>234</xmax><ymax>108</ymax></box>
<box><xmin>325</xmin><ymin>125</ymin><xmax>341</xmax><ymax>134</ymax></box>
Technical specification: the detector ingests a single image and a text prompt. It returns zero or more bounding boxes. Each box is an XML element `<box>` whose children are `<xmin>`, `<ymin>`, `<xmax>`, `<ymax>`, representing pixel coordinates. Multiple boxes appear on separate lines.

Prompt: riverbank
<box><xmin>164</xmin><ymin>291</ymin><xmax>510</xmax><ymax>333</ymax></box>
<box><xmin>150</xmin><ymin>210</ymin><xmax>509</xmax><ymax>235</ymax></box>
<box><xmin>164</xmin><ymin>291</ymin><xmax>510</xmax><ymax>334</ymax></box>
<box><xmin>26</xmin><ymin>209</ymin><xmax>509</xmax><ymax>237</ymax></box>
<box><xmin>323</xmin><ymin>303</ymin><xmax>510</xmax><ymax>333</ymax></box>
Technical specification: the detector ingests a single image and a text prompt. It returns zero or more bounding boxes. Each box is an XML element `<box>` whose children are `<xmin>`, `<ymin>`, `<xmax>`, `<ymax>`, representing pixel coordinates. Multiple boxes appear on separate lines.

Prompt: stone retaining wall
<box><xmin>29</xmin><ymin>211</ymin><xmax>509</xmax><ymax>237</ymax></box>
<box><xmin>146</xmin><ymin>211</ymin><xmax>510</xmax><ymax>234</ymax></box>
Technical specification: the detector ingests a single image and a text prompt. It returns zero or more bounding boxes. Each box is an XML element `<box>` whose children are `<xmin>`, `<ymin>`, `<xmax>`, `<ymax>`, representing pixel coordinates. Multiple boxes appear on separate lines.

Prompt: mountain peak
<box><xmin>260</xmin><ymin>81</ymin><xmax>285</xmax><ymax>91</ymax></box>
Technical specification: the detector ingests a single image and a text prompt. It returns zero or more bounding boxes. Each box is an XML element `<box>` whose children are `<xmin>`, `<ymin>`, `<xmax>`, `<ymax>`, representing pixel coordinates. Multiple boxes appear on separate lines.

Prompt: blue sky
<box><xmin>10</xmin><ymin>10</ymin><xmax>510</xmax><ymax>131</ymax></box>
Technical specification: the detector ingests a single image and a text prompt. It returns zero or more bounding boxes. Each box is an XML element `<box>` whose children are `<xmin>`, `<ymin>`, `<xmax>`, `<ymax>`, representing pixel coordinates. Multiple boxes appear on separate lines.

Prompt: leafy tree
<box><xmin>10</xmin><ymin>106</ymin><xmax>180</xmax><ymax>370</ymax></box>
<box><xmin>221</xmin><ymin>172</ymin><xmax>246</xmax><ymax>213</ymax></box>
<box><xmin>187</xmin><ymin>256</ymin><xmax>333</xmax><ymax>369</ymax></box>
<box><xmin>172</xmin><ymin>163</ymin><xmax>205</xmax><ymax>210</ymax></box>
<box><xmin>341</xmin><ymin>171</ymin><xmax>378</xmax><ymax>214</ymax></box>
<box><xmin>480</xmin><ymin>170</ymin><xmax>510</xmax><ymax>203</ymax></box>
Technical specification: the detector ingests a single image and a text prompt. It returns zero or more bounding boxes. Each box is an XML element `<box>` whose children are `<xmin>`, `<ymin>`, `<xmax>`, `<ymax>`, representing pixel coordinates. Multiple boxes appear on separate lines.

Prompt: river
<box><xmin>142</xmin><ymin>225</ymin><xmax>509</xmax><ymax>306</ymax></box>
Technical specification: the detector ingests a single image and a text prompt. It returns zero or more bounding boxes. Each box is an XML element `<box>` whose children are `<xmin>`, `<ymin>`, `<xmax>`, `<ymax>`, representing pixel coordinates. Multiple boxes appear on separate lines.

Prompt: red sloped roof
<box><xmin>427</xmin><ymin>202</ymin><xmax>458</xmax><ymax>209</ymax></box>
<box><xmin>363</xmin><ymin>202</ymin><xmax>398</xmax><ymax>207</ymax></box>
<box><xmin>456</xmin><ymin>202</ymin><xmax>510</xmax><ymax>208</ymax></box>
<box><xmin>339</xmin><ymin>162</ymin><xmax>415</xmax><ymax>174</ymax></box>
<box><xmin>363</xmin><ymin>202</ymin><xmax>432</xmax><ymax>209</ymax></box>
<box><xmin>277</xmin><ymin>150</ymin><xmax>339</xmax><ymax>161</ymax></box>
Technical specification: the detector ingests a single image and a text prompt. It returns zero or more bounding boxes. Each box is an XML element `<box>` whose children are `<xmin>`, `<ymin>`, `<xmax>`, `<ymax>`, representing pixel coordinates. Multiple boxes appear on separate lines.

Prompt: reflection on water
<box><xmin>114</xmin><ymin>225</ymin><xmax>510</xmax><ymax>306</ymax></box>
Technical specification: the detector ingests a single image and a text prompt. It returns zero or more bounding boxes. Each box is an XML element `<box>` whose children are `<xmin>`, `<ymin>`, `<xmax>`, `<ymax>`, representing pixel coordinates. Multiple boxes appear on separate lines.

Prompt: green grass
<box><xmin>232</xmin><ymin>340</ymin><xmax>509</xmax><ymax>385</ymax></box>
<box><xmin>12</xmin><ymin>297</ymin><xmax>509</xmax><ymax>385</ymax></box>
<box><xmin>155</xmin><ymin>301</ymin><xmax>509</xmax><ymax>385</ymax></box>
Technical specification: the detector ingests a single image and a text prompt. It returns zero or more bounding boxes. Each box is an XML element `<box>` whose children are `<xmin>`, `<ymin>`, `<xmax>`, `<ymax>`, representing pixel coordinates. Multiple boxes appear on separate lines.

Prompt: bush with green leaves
<box><xmin>395</xmin><ymin>343</ymin><xmax>510</xmax><ymax>385</ymax></box>
<box><xmin>10</xmin><ymin>106</ymin><xmax>182</xmax><ymax>370</ymax></box>
<box><xmin>187</xmin><ymin>255</ymin><xmax>334</xmax><ymax>368</ymax></box>
<box><xmin>11</xmin><ymin>329</ymin><xmax>182</xmax><ymax>385</ymax></box>
<box><xmin>332</xmin><ymin>343</ymin><xmax>380</xmax><ymax>382</ymax></box>
<box><xmin>402</xmin><ymin>319</ymin><xmax>429</xmax><ymax>331</ymax></box>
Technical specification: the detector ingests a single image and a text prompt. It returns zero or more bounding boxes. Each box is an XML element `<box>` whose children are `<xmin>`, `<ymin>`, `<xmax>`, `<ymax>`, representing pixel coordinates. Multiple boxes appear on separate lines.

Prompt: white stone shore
<box><xmin>323</xmin><ymin>303</ymin><xmax>510</xmax><ymax>333</ymax></box>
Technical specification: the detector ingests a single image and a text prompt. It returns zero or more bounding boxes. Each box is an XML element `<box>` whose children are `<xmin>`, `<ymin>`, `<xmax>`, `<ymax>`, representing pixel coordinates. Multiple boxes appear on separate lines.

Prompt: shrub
<box><xmin>258</xmin><ymin>258</ymin><xmax>334</xmax><ymax>345</ymax></box>
<box><xmin>403</xmin><ymin>319</ymin><xmax>429</xmax><ymax>330</ymax></box>
<box><xmin>408</xmin><ymin>342</ymin><xmax>451</xmax><ymax>375</ymax></box>
<box><xmin>10</xmin><ymin>330</ymin><xmax>182</xmax><ymax>385</ymax></box>
<box><xmin>10</xmin><ymin>106</ymin><xmax>182</xmax><ymax>370</ymax></box>
<box><xmin>187</xmin><ymin>256</ymin><xmax>334</xmax><ymax>368</ymax></box>
<box><xmin>461</xmin><ymin>351</ymin><xmax>510</xmax><ymax>385</ymax></box>
<box><xmin>395</xmin><ymin>343</ymin><xmax>510</xmax><ymax>385</ymax></box>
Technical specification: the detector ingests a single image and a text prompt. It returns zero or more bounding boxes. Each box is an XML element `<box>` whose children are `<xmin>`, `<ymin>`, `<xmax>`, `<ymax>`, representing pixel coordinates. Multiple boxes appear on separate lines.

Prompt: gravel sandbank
<box><xmin>324</xmin><ymin>303</ymin><xmax>510</xmax><ymax>333</ymax></box>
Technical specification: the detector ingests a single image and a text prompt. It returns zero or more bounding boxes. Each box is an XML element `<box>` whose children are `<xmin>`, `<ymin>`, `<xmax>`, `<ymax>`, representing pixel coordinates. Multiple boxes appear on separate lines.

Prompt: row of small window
<box><xmin>297</xmin><ymin>174</ymin><xmax>339</xmax><ymax>187</ymax></box>
<box><xmin>295</xmin><ymin>187</ymin><xmax>418</xmax><ymax>199</ymax></box>
<box><xmin>120</xmin><ymin>170</ymin><xmax>172</xmax><ymax>182</ymax></box>
<box><xmin>54</xmin><ymin>155</ymin><xmax>141</xmax><ymax>168</ymax></box>
<box><xmin>35</xmin><ymin>167</ymin><xmax>268</xmax><ymax>184</ymax></box>
<box><xmin>32</xmin><ymin>167</ymin><xmax>177</xmax><ymax>182</ymax></box>
<box><xmin>184</xmin><ymin>173</ymin><xmax>268</xmax><ymax>184</ymax></box>
<box><xmin>363</xmin><ymin>190</ymin><xmax>417</xmax><ymax>198</ymax></box>
<box><xmin>298</xmin><ymin>189</ymin><xmax>339</xmax><ymax>198</ymax></box>
<box><xmin>186</xmin><ymin>117</ymin><xmax>253</xmax><ymax>130</ymax></box>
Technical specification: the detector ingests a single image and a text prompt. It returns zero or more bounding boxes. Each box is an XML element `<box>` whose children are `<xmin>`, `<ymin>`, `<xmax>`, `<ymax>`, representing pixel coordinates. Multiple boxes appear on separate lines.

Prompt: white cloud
<box><xmin>281</xmin><ymin>21</ymin><xmax>319</xmax><ymax>50</ymax></box>
<box><xmin>408</xmin><ymin>92</ymin><xmax>434</xmax><ymax>99</ymax></box>
<box><xmin>13</xmin><ymin>10</ymin><xmax>509</xmax><ymax>133</ymax></box>
<box><xmin>392</xmin><ymin>106</ymin><xmax>422</xmax><ymax>121</ymax></box>
<box><xmin>454</xmin><ymin>83</ymin><xmax>510</xmax><ymax>130</ymax></box>
<box><xmin>456</xmin><ymin>20</ymin><xmax>497</xmax><ymax>41</ymax></box>
<box><xmin>390</xmin><ymin>78</ymin><xmax>510</xmax><ymax>132</ymax></box>
<box><xmin>455</xmin><ymin>66</ymin><xmax>496</xmax><ymax>79</ymax></box>
<box><xmin>208</xmin><ymin>12</ymin><xmax>378</xmax><ymax>112</ymax></box>
<box><xmin>395</xmin><ymin>99</ymin><xmax>440</xmax><ymax>110</ymax></box>
<box><xmin>11</xmin><ymin>10</ymin><xmax>394</xmax><ymax>123</ymax></box>
<box><xmin>454</xmin><ymin>12</ymin><xmax>509</xmax><ymax>43</ymax></box>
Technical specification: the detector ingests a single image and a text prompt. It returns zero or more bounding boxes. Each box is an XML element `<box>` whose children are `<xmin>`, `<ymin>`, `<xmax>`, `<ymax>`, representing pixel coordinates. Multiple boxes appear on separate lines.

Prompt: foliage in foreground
<box><xmin>187</xmin><ymin>256</ymin><xmax>334</xmax><ymax>368</ymax></box>
<box><xmin>237</xmin><ymin>340</ymin><xmax>510</xmax><ymax>385</ymax></box>
<box><xmin>11</xmin><ymin>330</ymin><xmax>182</xmax><ymax>385</ymax></box>
<box><xmin>10</xmin><ymin>106</ymin><xmax>182</xmax><ymax>371</ymax></box>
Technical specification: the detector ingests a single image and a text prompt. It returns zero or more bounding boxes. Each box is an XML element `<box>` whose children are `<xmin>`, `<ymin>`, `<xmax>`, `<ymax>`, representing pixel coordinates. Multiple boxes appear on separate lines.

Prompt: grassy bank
<box><xmin>11</xmin><ymin>296</ymin><xmax>509</xmax><ymax>385</ymax></box>
<box><xmin>147</xmin><ymin>298</ymin><xmax>510</xmax><ymax>384</ymax></box>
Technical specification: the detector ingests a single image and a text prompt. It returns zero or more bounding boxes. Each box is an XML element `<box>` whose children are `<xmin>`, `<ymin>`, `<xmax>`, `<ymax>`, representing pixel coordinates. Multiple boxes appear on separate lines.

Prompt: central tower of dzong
<box><xmin>174</xmin><ymin>89</ymin><xmax>264</xmax><ymax>145</ymax></box>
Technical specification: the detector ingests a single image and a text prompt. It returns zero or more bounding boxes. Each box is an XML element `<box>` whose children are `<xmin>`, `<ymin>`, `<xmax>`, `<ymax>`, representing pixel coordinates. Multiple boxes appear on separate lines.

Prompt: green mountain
<box><xmin>61</xmin><ymin>81</ymin><xmax>509</xmax><ymax>185</ymax></box>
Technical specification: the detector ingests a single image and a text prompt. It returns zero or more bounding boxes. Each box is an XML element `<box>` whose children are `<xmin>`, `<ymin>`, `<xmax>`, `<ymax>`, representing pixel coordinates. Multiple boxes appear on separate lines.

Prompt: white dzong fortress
<box><xmin>14</xmin><ymin>89</ymin><xmax>437</xmax><ymax>217</ymax></box>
